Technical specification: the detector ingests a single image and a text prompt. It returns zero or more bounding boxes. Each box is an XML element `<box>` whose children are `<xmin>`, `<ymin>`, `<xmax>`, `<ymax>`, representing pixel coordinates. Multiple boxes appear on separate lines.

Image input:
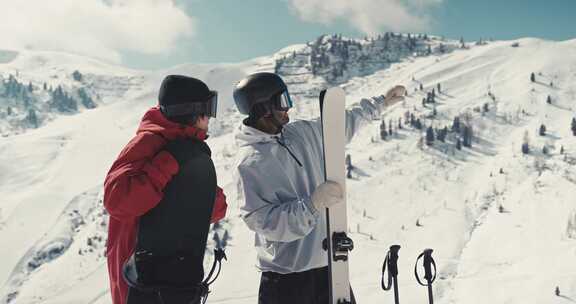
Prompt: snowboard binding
<box><xmin>322</xmin><ymin>232</ymin><xmax>354</xmax><ymax>262</ymax></box>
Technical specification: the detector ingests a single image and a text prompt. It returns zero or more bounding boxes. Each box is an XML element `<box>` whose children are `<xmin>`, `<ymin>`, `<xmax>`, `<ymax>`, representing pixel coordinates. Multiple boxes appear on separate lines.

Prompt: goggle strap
<box><xmin>161</xmin><ymin>92</ymin><xmax>217</xmax><ymax>118</ymax></box>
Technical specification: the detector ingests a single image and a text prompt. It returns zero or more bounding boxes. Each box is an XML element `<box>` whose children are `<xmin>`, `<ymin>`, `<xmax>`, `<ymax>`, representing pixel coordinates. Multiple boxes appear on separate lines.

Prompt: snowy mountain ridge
<box><xmin>1</xmin><ymin>33</ymin><xmax>457</xmax><ymax>137</ymax></box>
<box><xmin>0</xmin><ymin>36</ymin><xmax>575</xmax><ymax>304</ymax></box>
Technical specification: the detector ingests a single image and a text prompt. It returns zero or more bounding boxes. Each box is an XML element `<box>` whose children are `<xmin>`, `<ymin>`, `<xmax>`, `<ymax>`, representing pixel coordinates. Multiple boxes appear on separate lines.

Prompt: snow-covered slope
<box><xmin>0</xmin><ymin>49</ymin><xmax>147</xmax><ymax>136</ymax></box>
<box><xmin>1</xmin><ymin>37</ymin><xmax>576</xmax><ymax>304</ymax></box>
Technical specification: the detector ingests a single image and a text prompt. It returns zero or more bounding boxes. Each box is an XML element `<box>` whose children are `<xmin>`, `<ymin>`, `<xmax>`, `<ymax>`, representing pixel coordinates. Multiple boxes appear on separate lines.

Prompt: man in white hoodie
<box><xmin>233</xmin><ymin>72</ymin><xmax>354</xmax><ymax>304</ymax></box>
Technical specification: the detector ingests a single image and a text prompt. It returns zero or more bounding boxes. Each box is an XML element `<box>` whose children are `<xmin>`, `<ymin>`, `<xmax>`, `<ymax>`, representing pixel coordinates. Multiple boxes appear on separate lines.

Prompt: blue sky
<box><xmin>1</xmin><ymin>0</ymin><xmax>574</xmax><ymax>69</ymax></box>
<box><xmin>125</xmin><ymin>0</ymin><xmax>576</xmax><ymax>69</ymax></box>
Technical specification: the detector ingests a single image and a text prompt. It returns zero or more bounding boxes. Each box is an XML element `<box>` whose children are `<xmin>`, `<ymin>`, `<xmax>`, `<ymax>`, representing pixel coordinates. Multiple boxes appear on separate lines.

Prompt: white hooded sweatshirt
<box><xmin>235</xmin><ymin>119</ymin><xmax>328</xmax><ymax>274</ymax></box>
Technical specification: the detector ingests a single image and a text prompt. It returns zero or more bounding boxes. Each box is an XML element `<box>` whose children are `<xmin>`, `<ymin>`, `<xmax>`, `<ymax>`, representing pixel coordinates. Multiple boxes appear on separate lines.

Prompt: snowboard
<box><xmin>320</xmin><ymin>87</ymin><xmax>354</xmax><ymax>304</ymax></box>
<box><xmin>123</xmin><ymin>139</ymin><xmax>217</xmax><ymax>302</ymax></box>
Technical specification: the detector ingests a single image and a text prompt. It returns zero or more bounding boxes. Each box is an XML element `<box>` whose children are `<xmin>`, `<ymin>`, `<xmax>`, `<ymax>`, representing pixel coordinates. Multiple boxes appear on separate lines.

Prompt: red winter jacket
<box><xmin>103</xmin><ymin>106</ymin><xmax>227</xmax><ymax>304</ymax></box>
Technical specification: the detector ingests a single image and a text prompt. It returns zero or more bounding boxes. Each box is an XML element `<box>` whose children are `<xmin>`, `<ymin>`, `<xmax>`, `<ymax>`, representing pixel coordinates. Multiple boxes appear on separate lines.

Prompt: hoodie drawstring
<box><xmin>275</xmin><ymin>135</ymin><xmax>303</xmax><ymax>167</ymax></box>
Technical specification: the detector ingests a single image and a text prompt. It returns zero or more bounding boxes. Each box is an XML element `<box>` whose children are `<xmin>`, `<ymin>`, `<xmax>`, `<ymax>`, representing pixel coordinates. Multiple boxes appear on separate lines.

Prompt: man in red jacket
<box><xmin>104</xmin><ymin>75</ymin><xmax>227</xmax><ymax>304</ymax></box>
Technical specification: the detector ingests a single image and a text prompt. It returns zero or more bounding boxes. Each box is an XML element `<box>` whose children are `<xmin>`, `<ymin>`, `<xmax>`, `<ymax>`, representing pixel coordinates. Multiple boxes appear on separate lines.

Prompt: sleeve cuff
<box><xmin>303</xmin><ymin>196</ymin><xmax>320</xmax><ymax>218</ymax></box>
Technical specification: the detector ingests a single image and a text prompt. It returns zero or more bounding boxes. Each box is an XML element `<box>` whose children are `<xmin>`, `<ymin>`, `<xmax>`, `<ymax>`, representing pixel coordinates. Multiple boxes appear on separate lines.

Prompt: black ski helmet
<box><xmin>158</xmin><ymin>75</ymin><xmax>218</xmax><ymax>119</ymax></box>
<box><xmin>233</xmin><ymin>72</ymin><xmax>293</xmax><ymax>115</ymax></box>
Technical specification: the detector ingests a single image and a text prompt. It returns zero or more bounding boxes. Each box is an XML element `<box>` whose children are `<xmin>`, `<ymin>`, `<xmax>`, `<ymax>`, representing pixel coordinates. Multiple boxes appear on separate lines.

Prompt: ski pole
<box><xmin>414</xmin><ymin>249</ymin><xmax>436</xmax><ymax>304</ymax></box>
<box><xmin>381</xmin><ymin>245</ymin><xmax>401</xmax><ymax>304</ymax></box>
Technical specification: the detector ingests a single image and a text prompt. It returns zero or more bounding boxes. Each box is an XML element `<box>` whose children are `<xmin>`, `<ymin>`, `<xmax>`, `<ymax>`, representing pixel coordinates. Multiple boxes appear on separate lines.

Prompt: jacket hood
<box><xmin>137</xmin><ymin>106</ymin><xmax>207</xmax><ymax>141</ymax></box>
<box><xmin>234</xmin><ymin>121</ymin><xmax>279</xmax><ymax>147</ymax></box>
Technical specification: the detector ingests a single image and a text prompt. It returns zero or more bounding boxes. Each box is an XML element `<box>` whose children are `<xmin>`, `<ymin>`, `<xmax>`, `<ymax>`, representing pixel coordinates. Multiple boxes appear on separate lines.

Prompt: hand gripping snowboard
<box><xmin>320</xmin><ymin>87</ymin><xmax>354</xmax><ymax>304</ymax></box>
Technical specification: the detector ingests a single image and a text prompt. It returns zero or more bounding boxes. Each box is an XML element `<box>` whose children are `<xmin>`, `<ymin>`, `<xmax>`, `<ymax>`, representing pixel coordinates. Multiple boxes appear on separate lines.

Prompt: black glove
<box><xmin>164</xmin><ymin>139</ymin><xmax>196</xmax><ymax>166</ymax></box>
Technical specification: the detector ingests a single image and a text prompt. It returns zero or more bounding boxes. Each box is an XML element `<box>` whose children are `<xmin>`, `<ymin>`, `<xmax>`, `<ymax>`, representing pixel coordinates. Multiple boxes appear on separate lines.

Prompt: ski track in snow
<box><xmin>1</xmin><ymin>37</ymin><xmax>576</xmax><ymax>303</ymax></box>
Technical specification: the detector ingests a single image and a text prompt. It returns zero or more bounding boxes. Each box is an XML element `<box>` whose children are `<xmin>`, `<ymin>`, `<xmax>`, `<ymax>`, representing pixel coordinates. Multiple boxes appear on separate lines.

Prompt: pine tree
<box><xmin>426</xmin><ymin>92</ymin><xmax>435</xmax><ymax>104</ymax></box>
<box><xmin>452</xmin><ymin>116</ymin><xmax>461</xmax><ymax>133</ymax></box>
<box><xmin>415</xmin><ymin>119</ymin><xmax>423</xmax><ymax>130</ymax></box>
<box><xmin>571</xmin><ymin>118</ymin><xmax>576</xmax><ymax>136</ymax></box>
<box><xmin>463</xmin><ymin>126</ymin><xmax>473</xmax><ymax>148</ymax></box>
<box><xmin>345</xmin><ymin>154</ymin><xmax>353</xmax><ymax>178</ymax></box>
<box><xmin>345</xmin><ymin>154</ymin><xmax>352</xmax><ymax>168</ymax></box>
<box><xmin>539</xmin><ymin>124</ymin><xmax>547</xmax><ymax>136</ymax></box>
<box><xmin>426</xmin><ymin>127</ymin><xmax>435</xmax><ymax>146</ymax></box>
<box><xmin>72</xmin><ymin>70</ymin><xmax>82</xmax><ymax>81</ymax></box>
<box><xmin>439</xmin><ymin>43</ymin><xmax>446</xmax><ymax>53</ymax></box>
<box><xmin>530</xmin><ymin>72</ymin><xmax>535</xmax><ymax>83</ymax></box>
<box><xmin>380</xmin><ymin>121</ymin><xmax>388</xmax><ymax>140</ymax></box>
<box><xmin>437</xmin><ymin>83</ymin><xmax>441</xmax><ymax>93</ymax></box>
<box><xmin>27</xmin><ymin>109</ymin><xmax>38</xmax><ymax>128</ymax></box>
<box><xmin>438</xmin><ymin>127</ymin><xmax>448</xmax><ymax>142</ymax></box>
<box><xmin>522</xmin><ymin>131</ymin><xmax>530</xmax><ymax>154</ymax></box>
<box><xmin>456</xmin><ymin>138</ymin><xmax>462</xmax><ymax>150</ymax></box>
<box><xmin>78</xmin><ymin>88</ymin><xmax>96</xmax><ymax>109</ymax></box>
<box><xmin>546</xmin><ymin>95</ymin><xmax>552</xmax><ymax>104</ymax></box>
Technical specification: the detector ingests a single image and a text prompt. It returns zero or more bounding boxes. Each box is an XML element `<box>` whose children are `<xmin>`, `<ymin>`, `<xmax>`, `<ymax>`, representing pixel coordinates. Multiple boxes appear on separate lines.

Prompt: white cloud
<box><xmin>0</xmin><ymin>0</ymin><xmax>195</xmax><ymax>63</ymax></box>
<box><xmin>287</xmin><ymin>0</ymin><xmax>442</xmax><ymax>35</ymax></box>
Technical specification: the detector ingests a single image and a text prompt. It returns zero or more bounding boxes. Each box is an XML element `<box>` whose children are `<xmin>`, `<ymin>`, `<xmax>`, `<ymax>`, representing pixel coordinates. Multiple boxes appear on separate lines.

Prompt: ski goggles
<box><xmin>269</xmin><ymin>90</ymin><xmax>293</xmax><ymax>112</ymax></box>
<box><xmin>160</xmin><ymin>91</ymin><xmax>218</xmax><ymax>118</ymax></box>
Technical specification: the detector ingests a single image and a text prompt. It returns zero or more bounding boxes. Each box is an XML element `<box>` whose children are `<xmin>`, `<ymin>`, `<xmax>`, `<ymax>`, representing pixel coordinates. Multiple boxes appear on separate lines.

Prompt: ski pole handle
<box><xmin>388</xmin><ymin>245</ymin><xmax>400</xmax><ymax>277</ymax></box>
<box><xmin>414</xmin><ymin>249</ymin><xmax>436</xmax><ymax>304</ymax></box>
<box><xmin>381</xmin><ymin>245</ymin><xmax>401</xmax><ymax>290</ymax></box>
<box><xmin>382</xmin><ymin>245</ymin><xmax>401</xmax><ymax>304</ymax></box>
<box><xmin>422</xmin><ymin>249</ymin><xmax>436</xmax><ymax>283</ymax></box>
<box><xmin>414</xmin><ymin>249</ymin><xmax>437</xmax><ymax>286</ymax></box>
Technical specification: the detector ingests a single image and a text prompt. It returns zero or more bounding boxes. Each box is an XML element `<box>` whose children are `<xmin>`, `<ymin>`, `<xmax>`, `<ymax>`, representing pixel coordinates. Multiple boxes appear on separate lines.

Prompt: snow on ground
<box><xmin>1</xmin><ymin>38</ymin><xmax>576</xmax><ymax>304</ymax></box>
